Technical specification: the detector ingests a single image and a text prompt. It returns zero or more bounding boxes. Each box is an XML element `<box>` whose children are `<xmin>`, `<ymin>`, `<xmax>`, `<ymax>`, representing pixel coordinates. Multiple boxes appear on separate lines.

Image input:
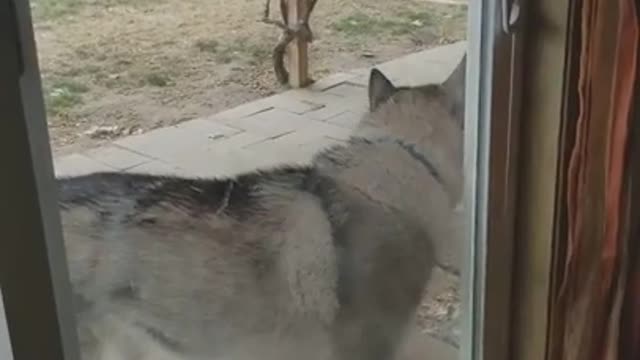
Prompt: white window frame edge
<box><xmin>461</xmin><ymin>0</ymin><xmax>525</xmax><ymax>359</ymax></box>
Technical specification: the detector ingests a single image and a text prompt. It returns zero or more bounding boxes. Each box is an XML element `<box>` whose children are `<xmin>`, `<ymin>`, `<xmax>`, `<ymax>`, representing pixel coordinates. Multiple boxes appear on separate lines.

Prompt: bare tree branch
<box><xmin>273</xmin><ymin>32</ymin><xmax>294</xmax><ymax>84</ymax></box>
<box><xmin>261</xmin><ymin>0</ymin><xmax>290</xmax><ymax>32</ymax></box>
<box><xmin>280</xmin><ymin>0</ymin><xmax>288</xmax><ymax>25</ymax></box>
<box><xmin>304</xmin><ymin>0</ymin><xmax>317</xmax><ymax>23</ymax></box>
<box><xmin>262</xmin><ymin>18</ymin><xmax>292</xmax><ymax>32</ymax></box>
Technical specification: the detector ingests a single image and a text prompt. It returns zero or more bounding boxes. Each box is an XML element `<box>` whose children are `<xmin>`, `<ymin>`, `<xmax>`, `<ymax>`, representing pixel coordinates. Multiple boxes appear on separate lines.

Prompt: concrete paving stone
<box><xmin>54</xmin><ymin>153</ymin><xmax>116</xmax><ymax>177</ymax></box>
<box><xmin>134</xmin><ymin>133</ymin><xmax>335</xmax><ymax>178</ymax></box>
<box><xmin>131</xmin><ymin>130</ymin><xmax>300</xmax><ymax>178</ymax></box>
<box><xmin>292</xmin><ymin>145</ymin><xmax>332</xmax><ymax>163</ymax></box>
<box><xmin>346</xmin><ymin>74</ymin><xmax>370</xmax><ymax>87</ymax></box>
<box><xmin>305</xmin><ymin>107</ymin><xmax>350</xmax><ymax>122</ymax></box>
<box><xmin>293</xmin><ymin>90</ymin><xmax>366</xmax><ymax>112</ymax></box>
<box><xmin>207</xmin><ymin>131</ymin><xmax>274</xmax><ymax>150</ymax></box>
<box><xmin>175</xmin><ymin>118</ymin><xmax>245</xmax><ymax>135</ymax></box>
<box><xmin>375</xmin><ymin>59</ymin><xmax>452</xmax><ymax>86</ymax></box>
<box><xmin>416</xmin><ymin>41</ymin><xmax>467</xmax><ymax>64</ymax></box>
<box><xmin>266</xmin><ymin>93</ymin><xmax>325</xmax><ymax>115</ymax></box>
<box><xmin>223</xmin><ymin>147</ymin><xmax>304</xmax><ymax>173</ymax></box>
<box><xmin>286</xmin><ymin>88</ymin><xmax>343</xmax><ymax>101</ymax></box>
<box><xmin>124</xmin><ymin>160</ymin><xmax>183</xmax><ymax>176</ymax></box>
<box><xmin>304</xmin><ymin>90</ymin><xmax>369</xmax><ymax>118</ymax></box>
<box><xmin>282</xmin><ymin>88</ymin><xmax>345</xmax><ymax>108</ymax></box>
<box><xmin>114</xmin><ymin>126</ymin><xmax>190</xmax><ymax>160</ymax></box>
<box><xmin>309</xmin><ymin>72</ymin><xmax>358</xmax><ymax>91</ymax></box>
<box><xmin>242</xmin><ymin>139</ymin><xmax>318</xmax><ymax>167</ymax></box>
<box><xmin>379</xmin><ymin>43</ymin><xmax>466</xmax><ymax>76</ymax></box>
<box><xmin>208</xmin><ymin>92</ymin><xmax>324</xmax><ymax>120</ymax></box>
<box><xmin>285</xmin><ymin>99</ymin><xmax>325</xmax><ymax>115</ymax></box>
<box><xmin>165</xmin><ymin>155</ymin><xmax>239</xmax><ymax>178</ymax></box>
<box><xmin>322</xmin><ymin>85</ymin><xmax>368</xmax><ymax>112</ymax></box>
<box><xmin>170</xmin><ymin>133</ymin><xmax>269</xmax><ymax>167</ymax></box>
<box><xmin>353</xmin><ymin>107</ymin><xmax>368</xmax><ymax>119</ymax></box>
<box><xmin>325</xmin><ymin>111</ymin><xmax>364</xmax><ymax>129</ymax></box>
<box><xmin>295</xmin><ymin>120</ymin><xmax>353</xmax><ymax>141</ymax></box>
<box><xmin>343</xmin><ymin>42</ymin><xmax>467</xmax><ymax>89</ymax></box>
<box><xmin>285</xmin><ymin>90</ymin><xmax>360</xmax><ymax>121</ymax></box>
<box><xmin>297</xmin><ymin>137</ymin><xmax>345</xmax><ymax>156</ymax></box>
<box><xmin>84</xmin><ymin>145</ymin><xmax>153</xmax><ymax>170</ymax></box>
<box><xmin>202</xmin><ymin>99</ymin><xmax>274</xmax><ymax>123</ymax></box>
<box><xmin>189</xmin><ymin>147</ymin><xmax>300</xmax><ymax>177</ymax></box>
<box><xmin>222</xmin><ymin>108</ymin><xmax>312</xmax><ymax>138</ymax></box>
<box><xmin>324</xmin><ymin>82</ymin><xmax>367</xmax><ymax>99</ymax></box>
<box><xmin>334</xmin><ymin>79</ymin><xmax>365</xmax><ymax>89</ymax></box>
<box><xmin>240</xmin><ymin>121</ymin><xmax>351</xmax><ymax>166</ymax></box>
<box><xmin>115</xmin><ymin>119</ymin><xmax>242</xmax><ymax>161</ymax></box>
<box><xmin>126</xmin><ymin>156</ymin><xmax>241</xmax><ymax>179</ymax></box>
<box><xmin>308</xmin><ymin>137</ymin><xmax>344</xmax><ymax>149</ymax></box>
<box><xmin>128</xmin><ymin>131</ymin><xmax>272</xmax><ymax>174</ymax></box>
<box><xmin>256</xmin><ymin>122</ymin><xmax>350</xmax><ymax>150</ymax></box>
<box><xmin>348</xmin><ymin>102</ymin><xmax>368</xmax><ymax>114</ymax></box>
<box><xmin>241</xmin><ymin>138</ymin><xmax>296</xmax><ymax>157</ymax></box>
<box><xmin>346</xmin><ymin>67</ymin><xmax>370</xmax><ymax>77</ymax></box>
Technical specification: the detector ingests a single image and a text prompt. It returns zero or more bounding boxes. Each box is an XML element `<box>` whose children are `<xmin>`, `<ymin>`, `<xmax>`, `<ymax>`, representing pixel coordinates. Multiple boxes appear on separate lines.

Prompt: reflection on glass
<box><xmin>35</xmin><ymin>1</ymin><xmax>471</xmax><ymax>359</ymax></box>
<box><xmin>0</xmin><ymin>290</ymin><xmax>14</xmax><ymax>360</ymax></box>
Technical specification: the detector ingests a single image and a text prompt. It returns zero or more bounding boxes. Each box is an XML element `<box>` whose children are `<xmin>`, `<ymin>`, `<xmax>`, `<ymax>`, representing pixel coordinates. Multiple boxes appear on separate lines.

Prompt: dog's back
<box><xmin>60</xmin><ymin>169</ymin><xmax>342</xmax><ymax>358</ymax></box>
<box><xmin>59</xmin><ymin>167</ymin><xmax>434</xmax><ymax>360</ymax></box>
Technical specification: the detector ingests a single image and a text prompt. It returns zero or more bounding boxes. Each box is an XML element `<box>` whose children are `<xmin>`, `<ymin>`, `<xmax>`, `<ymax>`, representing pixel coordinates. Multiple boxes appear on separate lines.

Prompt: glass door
<box><xmin>0</xmin><ymin>0</ymin><xmax>538</xmax><ymax>359</ymax></box>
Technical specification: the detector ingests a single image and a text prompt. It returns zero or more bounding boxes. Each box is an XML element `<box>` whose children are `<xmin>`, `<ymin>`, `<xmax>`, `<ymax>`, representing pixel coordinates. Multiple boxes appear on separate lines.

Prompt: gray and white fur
<box><xmin>58</xmin><ymin>54</ymin><xmax>466</xmax><ymax>360</ymax></box>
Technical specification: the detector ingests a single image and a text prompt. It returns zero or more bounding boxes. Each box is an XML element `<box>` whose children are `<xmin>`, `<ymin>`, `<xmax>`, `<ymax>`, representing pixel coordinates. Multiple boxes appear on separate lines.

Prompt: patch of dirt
<box><xmin>417</xmin><ymin>269</ymin><xmax>462</xmax><ymax>347</ymax></box>
<box><xmin>32</xmin><ymin>0</ymin><xmax>466</xmax><ymax>156</ymax></box>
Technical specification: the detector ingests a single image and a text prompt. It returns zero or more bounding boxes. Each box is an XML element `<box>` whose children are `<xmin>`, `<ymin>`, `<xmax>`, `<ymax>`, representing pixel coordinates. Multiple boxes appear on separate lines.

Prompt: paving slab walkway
<box><xmin>53</xmin><ymin>41</ymin><xmax>466</xmax><ymax>179</ymax></box>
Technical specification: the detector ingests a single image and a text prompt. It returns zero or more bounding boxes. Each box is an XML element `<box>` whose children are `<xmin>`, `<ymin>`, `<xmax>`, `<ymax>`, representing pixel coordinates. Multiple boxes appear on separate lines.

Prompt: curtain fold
<box><xmin>551</xmin><ymin>0</ymin><xmax>639</xmax><ymax>358</ymax></box>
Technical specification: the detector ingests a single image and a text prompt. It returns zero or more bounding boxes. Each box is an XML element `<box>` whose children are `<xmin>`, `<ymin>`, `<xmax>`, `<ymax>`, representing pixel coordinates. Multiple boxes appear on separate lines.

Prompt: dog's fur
<box><xmin>58</xmin><ymin>55</ymin><xmax>465</xmax><ymax>360</ymax></box>
<box><xmin>315</xmin><ymin>54</ymin><xmax>466</xmax><ymax>271</ymax></box>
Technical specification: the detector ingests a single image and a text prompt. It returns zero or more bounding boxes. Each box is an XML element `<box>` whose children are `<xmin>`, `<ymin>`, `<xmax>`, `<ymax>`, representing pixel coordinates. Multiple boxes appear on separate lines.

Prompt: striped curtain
<box><xmin>550</xmin><ymin>0</ymin><xmax>639</xmax><ymax>358</ymax></box>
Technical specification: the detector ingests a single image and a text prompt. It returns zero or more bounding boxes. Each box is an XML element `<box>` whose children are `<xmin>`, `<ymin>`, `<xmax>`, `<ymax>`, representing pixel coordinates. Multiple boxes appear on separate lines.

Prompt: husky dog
<box><xmin>58</xmin><ymin>54</ymin><xmax>465</xmax><ymax>360</ymax></box>
<box><xmin>315</xmin><ymin>54</ymin><xmax>466</xmax><ymax>272</ymax></box>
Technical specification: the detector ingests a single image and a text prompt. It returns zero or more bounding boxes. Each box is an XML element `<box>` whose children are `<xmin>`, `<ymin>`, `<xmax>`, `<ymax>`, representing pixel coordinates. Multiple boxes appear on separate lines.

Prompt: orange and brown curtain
<box><xmin>549</xmin><ymin>0</ymin><xmax>639</xmax><ymax>359</ymax></box>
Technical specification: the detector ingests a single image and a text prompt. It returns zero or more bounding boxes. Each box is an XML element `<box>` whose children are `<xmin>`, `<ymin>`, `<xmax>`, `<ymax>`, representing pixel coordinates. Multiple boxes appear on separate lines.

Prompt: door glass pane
<box><xmin>3</xmin><ymin>0</ymin><xmax>514</xmax><ymax>359</ymax></box>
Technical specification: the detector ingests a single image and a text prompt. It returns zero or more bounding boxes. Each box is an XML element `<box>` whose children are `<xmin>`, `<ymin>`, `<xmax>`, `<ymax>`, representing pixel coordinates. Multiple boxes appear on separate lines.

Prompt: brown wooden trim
<box><xmin>0</xmin><ymin>1</ymin><xmax>81</xmax><ymax>359</ymax></box>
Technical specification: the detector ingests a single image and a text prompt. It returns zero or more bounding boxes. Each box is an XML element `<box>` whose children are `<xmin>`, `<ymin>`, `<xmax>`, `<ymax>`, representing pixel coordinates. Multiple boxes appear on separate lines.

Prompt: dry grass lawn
<box><xmin>32</xmin><ymin>0</ymin><xmax>466</xmax><ymax>155</ymax></box>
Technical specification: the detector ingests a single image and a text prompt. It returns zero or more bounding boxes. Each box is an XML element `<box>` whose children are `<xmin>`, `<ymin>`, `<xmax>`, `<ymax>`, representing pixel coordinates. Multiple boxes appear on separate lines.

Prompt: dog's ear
<box><xmin>442</xmin><ymin>54</ymin><xmax>466</xmax><ymax>128</ymax></box>
<box><xmin>368</xmin><ymin>68</ymin><xmax>397</xmax><ymax>111</ymax></box>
